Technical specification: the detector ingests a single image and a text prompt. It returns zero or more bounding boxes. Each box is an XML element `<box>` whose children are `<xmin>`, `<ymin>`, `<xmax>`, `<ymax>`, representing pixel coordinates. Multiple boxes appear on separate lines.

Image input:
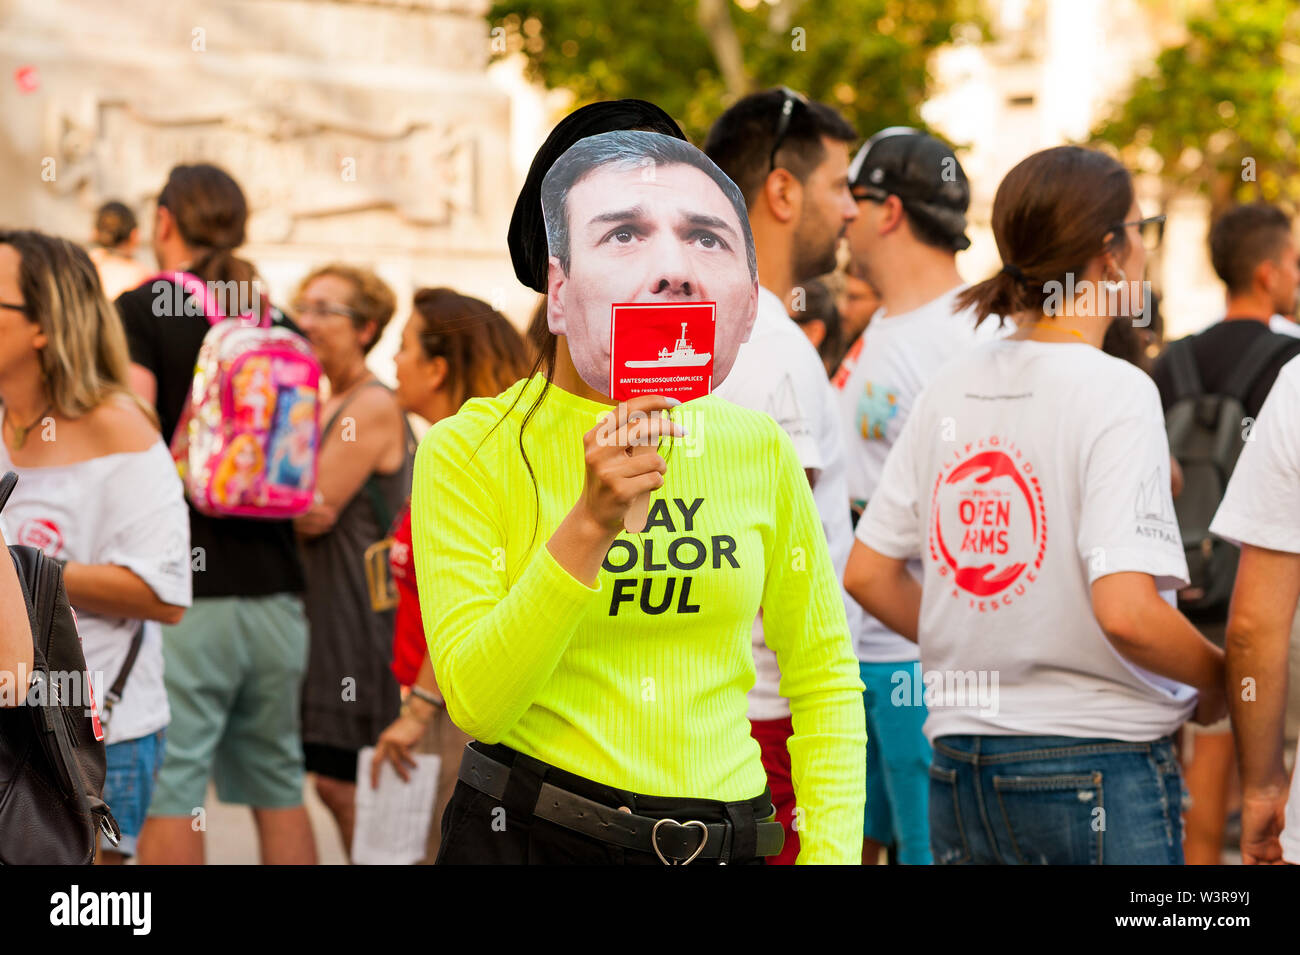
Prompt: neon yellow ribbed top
<box><xmin>411</xmin><ymin>374</ymin><xmax>866</xmax><ymax>863</ymax></box>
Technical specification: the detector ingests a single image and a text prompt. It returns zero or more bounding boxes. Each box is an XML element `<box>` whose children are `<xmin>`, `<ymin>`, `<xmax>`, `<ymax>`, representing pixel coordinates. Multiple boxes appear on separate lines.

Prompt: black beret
<box><xmin>508</xmin><ymin>99</ymin><xmax>687</xmax><ymax>293</ymax></box>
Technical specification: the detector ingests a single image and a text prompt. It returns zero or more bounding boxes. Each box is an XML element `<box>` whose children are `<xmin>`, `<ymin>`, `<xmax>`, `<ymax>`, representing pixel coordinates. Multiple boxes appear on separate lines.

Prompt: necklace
<box><xmin>330</xmin><ymin>370</ymin><xmax>376</xmax><ymax>403</ymax></box>
<box><xmin>7</xmin><ymin>402</ymin><xmax>54</xmax><ymax>450</ymax></box>
<box><xmin>1029</xmin><ymin>321</ymin><xmax>1085</xmax><ymax>341</ymax></box>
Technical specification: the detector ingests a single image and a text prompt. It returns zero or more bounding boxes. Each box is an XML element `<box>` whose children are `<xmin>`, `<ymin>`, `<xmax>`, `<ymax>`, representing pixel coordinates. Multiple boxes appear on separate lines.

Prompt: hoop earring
<box><xmin>1101</xmin><ymin>267</ymin><xmax>1128</xmax><ymax>318</ymax></box>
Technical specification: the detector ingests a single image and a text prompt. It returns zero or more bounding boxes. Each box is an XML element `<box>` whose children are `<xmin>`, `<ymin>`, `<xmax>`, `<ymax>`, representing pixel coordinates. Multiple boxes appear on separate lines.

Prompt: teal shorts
<box><xmin>861</xmin><ymin>660</ymin><xmax>933</xmax><ymax>864</ymax></box>
<box><xmin>149</xmin><ymin>594</ymin><xmax>309</xmax><ymax>817</ymax></box>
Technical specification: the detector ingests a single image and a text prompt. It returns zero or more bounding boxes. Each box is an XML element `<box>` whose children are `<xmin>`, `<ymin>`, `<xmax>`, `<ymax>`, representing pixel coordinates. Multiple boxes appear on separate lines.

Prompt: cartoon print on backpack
<box><xmin>212</xmin><ymin>433</ymin><xmax>265</xmax><ymax>508</ymax></box>
<box><xmin>232</xmin><ymin>356</ymin><xmax>275</xmax><ymax>432</ymax></box>
<box><xmin>267</xmin><ymin>389</ymin><xmax>319</xmax><ymax>490</ymax></box>
<box><xmin>162</xmin><ymin>269</ymin><xmax>323</xmax><ymax>519</ymax></box>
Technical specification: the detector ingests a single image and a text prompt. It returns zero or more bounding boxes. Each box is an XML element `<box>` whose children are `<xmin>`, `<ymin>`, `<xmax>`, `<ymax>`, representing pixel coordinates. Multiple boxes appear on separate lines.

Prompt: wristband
<box><xmin>400</xmin><ymin>698</ymin><xmax>434</xmax><ymax>725</ymax></box>
<box><xmin>409</xmin><ymin>685</ymin><xmax>445</xmax><ymax>709</ymax></box>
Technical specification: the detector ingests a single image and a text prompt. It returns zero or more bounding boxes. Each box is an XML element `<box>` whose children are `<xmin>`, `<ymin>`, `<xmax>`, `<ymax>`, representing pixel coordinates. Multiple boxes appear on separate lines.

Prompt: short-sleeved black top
<box><xmin>1151</xmin><ymin>318</ymin><xmax>1300</xmax><ymax>420</ymax></box>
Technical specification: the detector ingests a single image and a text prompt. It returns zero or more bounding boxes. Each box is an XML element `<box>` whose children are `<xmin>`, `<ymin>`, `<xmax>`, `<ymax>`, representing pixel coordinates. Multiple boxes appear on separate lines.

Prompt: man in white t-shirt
<box><xmin>704</xmin><ymin>88</ymin><xmax>864</xmax><ymax>864</ymax></box>
<box><xmin>831</xmin><ymin>128</ymin><xmax>997</xmax><ymax>864</ymax></box>
<box><xmin>1210</xmin><ymin>355</ymin><xmax>1300</xmax><ymax>864</ymax></box>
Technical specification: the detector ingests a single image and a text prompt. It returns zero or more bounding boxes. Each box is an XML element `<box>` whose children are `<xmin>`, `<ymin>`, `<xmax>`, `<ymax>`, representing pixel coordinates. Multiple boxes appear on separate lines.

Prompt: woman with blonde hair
<box><xmin>0</xmin><ymin>229</ymin><xmax>191</xmax><ymax>863</ymax></box>
<box><xmin>291</xmin><ymin>263</ymin><xmax>411</xmax><ymax>856</ymax></box>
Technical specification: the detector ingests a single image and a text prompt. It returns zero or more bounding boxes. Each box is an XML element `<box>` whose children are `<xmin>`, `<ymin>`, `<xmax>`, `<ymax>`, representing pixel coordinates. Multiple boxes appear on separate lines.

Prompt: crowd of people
<box><xmin>0</xmin><ymin>86</ymin><xmax>1297</xmax><ymax>866</ymax></box>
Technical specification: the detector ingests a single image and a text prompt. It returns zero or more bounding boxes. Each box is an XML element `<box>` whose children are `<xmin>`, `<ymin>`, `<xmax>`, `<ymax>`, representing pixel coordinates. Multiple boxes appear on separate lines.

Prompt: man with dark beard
<box><xmin>705</xmin><ymin>88</ymin><xmax>862</xmax><ymax>864</ymax></box>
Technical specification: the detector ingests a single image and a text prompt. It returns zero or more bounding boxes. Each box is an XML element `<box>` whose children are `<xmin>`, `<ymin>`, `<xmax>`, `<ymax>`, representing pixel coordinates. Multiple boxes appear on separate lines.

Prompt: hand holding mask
<box><xmin>541</xmin><ymin>130</ymin><xmax>759</xmax><ymax>529</ymax></box>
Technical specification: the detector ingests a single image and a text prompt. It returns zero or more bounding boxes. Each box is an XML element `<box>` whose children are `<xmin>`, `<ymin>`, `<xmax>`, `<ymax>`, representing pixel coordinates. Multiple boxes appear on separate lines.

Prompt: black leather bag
<box><xmin>0</xmin><ymin>472</ymin><xmax>119</xmax><ymax>864</ymax></box>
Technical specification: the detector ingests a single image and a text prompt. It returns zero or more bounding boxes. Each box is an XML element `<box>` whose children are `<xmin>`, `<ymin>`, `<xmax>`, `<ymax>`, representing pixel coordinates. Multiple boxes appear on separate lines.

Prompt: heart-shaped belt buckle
<box><xmin>651</xmin><ymin>818</ymin><xmax>708</xmax><ymax>866</ymax></box>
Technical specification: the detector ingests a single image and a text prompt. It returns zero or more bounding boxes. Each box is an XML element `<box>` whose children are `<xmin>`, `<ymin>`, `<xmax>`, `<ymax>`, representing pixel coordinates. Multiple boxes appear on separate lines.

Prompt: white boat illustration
<box><xmin>624</xmin><ymin>323</ymin><xmax>712</xmax><ymax>368</ymax></box>
<box><xmin>1135</xmin><ymin>465</ymin><xmax>1173</xmax><ymax>523</ymax></box>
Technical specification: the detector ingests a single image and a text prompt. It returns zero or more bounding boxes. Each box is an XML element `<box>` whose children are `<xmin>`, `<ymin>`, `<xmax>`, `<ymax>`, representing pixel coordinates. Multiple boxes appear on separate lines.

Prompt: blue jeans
<box><xmin>103</xmin><ymin>729</ymin><xmax>167</xmax><ymax>857</ymax></box>
<box><xmin>929</xmin><ymin>734</ymin><xmax>1186</xmax><ymax>865</ymax></box>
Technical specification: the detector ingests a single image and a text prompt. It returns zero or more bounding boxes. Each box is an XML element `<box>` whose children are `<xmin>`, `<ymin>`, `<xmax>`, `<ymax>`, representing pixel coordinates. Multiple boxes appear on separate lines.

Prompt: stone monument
<box><xmin>0</xmin><ymin>0</ymin><xmax>528</xmax><ymax>370</ymax></box>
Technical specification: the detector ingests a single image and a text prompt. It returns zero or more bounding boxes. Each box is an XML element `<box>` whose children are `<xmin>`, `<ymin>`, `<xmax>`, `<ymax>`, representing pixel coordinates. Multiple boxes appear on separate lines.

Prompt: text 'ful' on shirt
<box><xmin>599</xmin><ymin>496</ymin><xmax>741</xmax><ymax>616</ymax></box>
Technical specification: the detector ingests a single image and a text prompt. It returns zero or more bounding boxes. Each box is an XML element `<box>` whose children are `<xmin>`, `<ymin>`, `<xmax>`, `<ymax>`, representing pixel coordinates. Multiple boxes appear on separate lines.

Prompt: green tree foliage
<box><xmin>1091</xmin><ymin>0</ymin><xmax>1300</xmax><ymax>212</ymax></box>
<box><xmin>488</xmin><ymin>0</ymin><xmax>984</xmax><ymax>143</ymax></box>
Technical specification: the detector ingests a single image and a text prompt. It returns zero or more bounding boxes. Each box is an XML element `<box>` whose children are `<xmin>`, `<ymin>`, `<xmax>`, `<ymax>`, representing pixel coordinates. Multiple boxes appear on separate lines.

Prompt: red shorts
<box><xmin>750</xmin><ymin>715</ymin><xmax>798</xmax><ymax>865</ymax></box>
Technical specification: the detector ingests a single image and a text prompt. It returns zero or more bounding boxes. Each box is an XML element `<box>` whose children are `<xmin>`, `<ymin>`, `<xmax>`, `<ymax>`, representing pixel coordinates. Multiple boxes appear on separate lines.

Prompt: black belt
<box><xmin>457</xmin><ymin>744</ymin><xmax>784</xmax><ymax>865</ymax></box>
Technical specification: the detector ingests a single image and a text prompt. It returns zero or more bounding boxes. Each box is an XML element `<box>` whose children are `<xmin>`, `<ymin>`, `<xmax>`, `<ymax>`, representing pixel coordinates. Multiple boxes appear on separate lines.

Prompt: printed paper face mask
<box><xmin>540</xmin><ymin>130</ymin><xmax>759</xmax><ymax>399</ymax></box>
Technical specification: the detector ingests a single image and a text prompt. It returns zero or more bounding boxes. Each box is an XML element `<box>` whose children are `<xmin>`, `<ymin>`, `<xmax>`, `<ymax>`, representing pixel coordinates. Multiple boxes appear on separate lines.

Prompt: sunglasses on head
<box><xmin>768</xmin><ymin>86</ymin><xmax>809</xmax><ymax>173</ymax></box>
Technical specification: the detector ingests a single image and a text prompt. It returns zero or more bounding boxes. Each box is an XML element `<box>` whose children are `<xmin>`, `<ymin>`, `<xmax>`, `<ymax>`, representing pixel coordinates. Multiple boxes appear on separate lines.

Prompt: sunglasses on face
<box><xmin>1115</xmin><ymin>214</ymin><xmax>1166</xmax><ymax>252</ymax></box>
<box><xmin>0</xmin><ymin>301</ymin><xmax>29</xmax><ymax>316</ymax></box>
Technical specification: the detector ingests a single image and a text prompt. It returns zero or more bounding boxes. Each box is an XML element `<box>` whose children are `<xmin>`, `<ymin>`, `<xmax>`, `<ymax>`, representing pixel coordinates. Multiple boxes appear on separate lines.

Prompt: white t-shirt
<box><xmin>0</xmin><ymin>439</ymin><xmax>192</xmax><ymax>744</ymax></box>
<box><xmin>1269</xmin><ymin>315</ymin><xmax>1300</xmax><ymax>338</ymax></box>
<box><xmin>715</xmin><ymin>286</ymin><xmax>864</xmax><ymax>721</ymax></box>
<box><xmin>857</xmin><ymin>339</ymin><xmax>1197</xmax><ymax>741</ymax></box>
<box><xmin>831</xmin><ymin>285</ymin><xmax>1000</xmax><ymax>661</ymax></box>
<box><xmin>1209</xmin><ymin>354</ymin><xmax>1300</xmax><ymax>864</ymax></box>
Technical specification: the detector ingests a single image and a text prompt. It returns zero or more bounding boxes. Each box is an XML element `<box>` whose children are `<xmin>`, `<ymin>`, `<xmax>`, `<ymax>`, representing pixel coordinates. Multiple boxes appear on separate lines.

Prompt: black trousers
<box><xmin>436</xmin><ymin>742</ymin><xmax>772</xmax><ymax>865</ymax></box>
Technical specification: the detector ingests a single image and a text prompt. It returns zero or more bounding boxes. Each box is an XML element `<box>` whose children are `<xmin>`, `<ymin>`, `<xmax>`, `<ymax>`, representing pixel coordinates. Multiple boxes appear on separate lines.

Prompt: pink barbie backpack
<box><xmin>160</xmin><ymin>271</ymin><xmax>322</xmax><ymax>518</ymax></box>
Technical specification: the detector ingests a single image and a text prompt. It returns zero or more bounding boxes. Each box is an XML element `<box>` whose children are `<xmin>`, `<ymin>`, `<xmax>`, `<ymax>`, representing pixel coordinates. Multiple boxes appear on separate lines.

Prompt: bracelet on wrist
<box><xmin>408</xmin><ymin>684</ymin><xmax>445</xmax><ymax>709</ymax></box>
<box><xmin>401</xmin><ymin>698</ymin><xmax>434</xmax><ymax>724</ymax></box>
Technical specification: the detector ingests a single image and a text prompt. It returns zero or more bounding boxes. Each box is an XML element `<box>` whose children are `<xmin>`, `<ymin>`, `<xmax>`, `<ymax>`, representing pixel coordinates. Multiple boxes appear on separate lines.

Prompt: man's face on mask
<box><xmin>547</xmin><ymin>158</ymin><xmax>758</xmax><ymax>395</ymax></box>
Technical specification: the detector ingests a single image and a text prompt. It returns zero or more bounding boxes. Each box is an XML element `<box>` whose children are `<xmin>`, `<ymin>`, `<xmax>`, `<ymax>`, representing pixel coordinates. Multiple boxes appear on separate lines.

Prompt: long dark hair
<box><xmin>956</xmin><ymin>146</ymin><xmax>1134</xmax><ymax>327</ymax></box>
<box><xmin>158</xmin><ymin>163</ymin><xmax>266</xmax><ymax>317</ymax></box>
<box><xmin>412</xmin><ymin>288</ymin><xmax>533</xmax><ymax>408</ymax></box>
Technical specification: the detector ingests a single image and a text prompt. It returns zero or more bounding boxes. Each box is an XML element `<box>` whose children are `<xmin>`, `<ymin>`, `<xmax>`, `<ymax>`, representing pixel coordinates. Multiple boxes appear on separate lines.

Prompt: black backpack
<box><xmin>1162</xmin><ymin>332</ymin><xmax>1296</xmax><ymax>613</ymax></box>
<box><xmin>0</xmin><ymin>472</ymin><xmax>120</xmax><ymax>864</ymax></box>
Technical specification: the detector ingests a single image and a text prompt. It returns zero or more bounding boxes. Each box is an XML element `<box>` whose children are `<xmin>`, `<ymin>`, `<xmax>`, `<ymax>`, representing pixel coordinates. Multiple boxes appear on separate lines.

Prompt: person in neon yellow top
<box><xmin>412</xmin><ymin>104</ymin><xmax>865</xmax><ymax>865</ymax></box>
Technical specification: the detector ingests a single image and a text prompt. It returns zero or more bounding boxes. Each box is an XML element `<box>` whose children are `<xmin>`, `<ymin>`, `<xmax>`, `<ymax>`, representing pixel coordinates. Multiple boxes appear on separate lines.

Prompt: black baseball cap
<box><xmin>849</xmin><ymin>128</ymin><xmax>971</xmax><ymax>251</ymax></box>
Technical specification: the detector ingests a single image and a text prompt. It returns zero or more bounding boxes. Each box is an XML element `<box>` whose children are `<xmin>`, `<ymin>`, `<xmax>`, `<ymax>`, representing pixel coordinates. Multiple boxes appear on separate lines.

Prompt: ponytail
<box><xmin>958</xmin><ymin>146</ymin><xmax>1135</xmax><ymax>327</ymax></box>
<box><xmin>186</xmin><ymin>247</ymin><xmax>267</xmax><ymax>320</ymax></box>
<box><xmin>158</xmin><ymin>163</ymin><xmax>266</xmax><ymax>318</ymax></box>
<box><xmin>958</xmin><ymin>261</ymin><xmax>1058</xmax><ymax>329</ymax></box>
